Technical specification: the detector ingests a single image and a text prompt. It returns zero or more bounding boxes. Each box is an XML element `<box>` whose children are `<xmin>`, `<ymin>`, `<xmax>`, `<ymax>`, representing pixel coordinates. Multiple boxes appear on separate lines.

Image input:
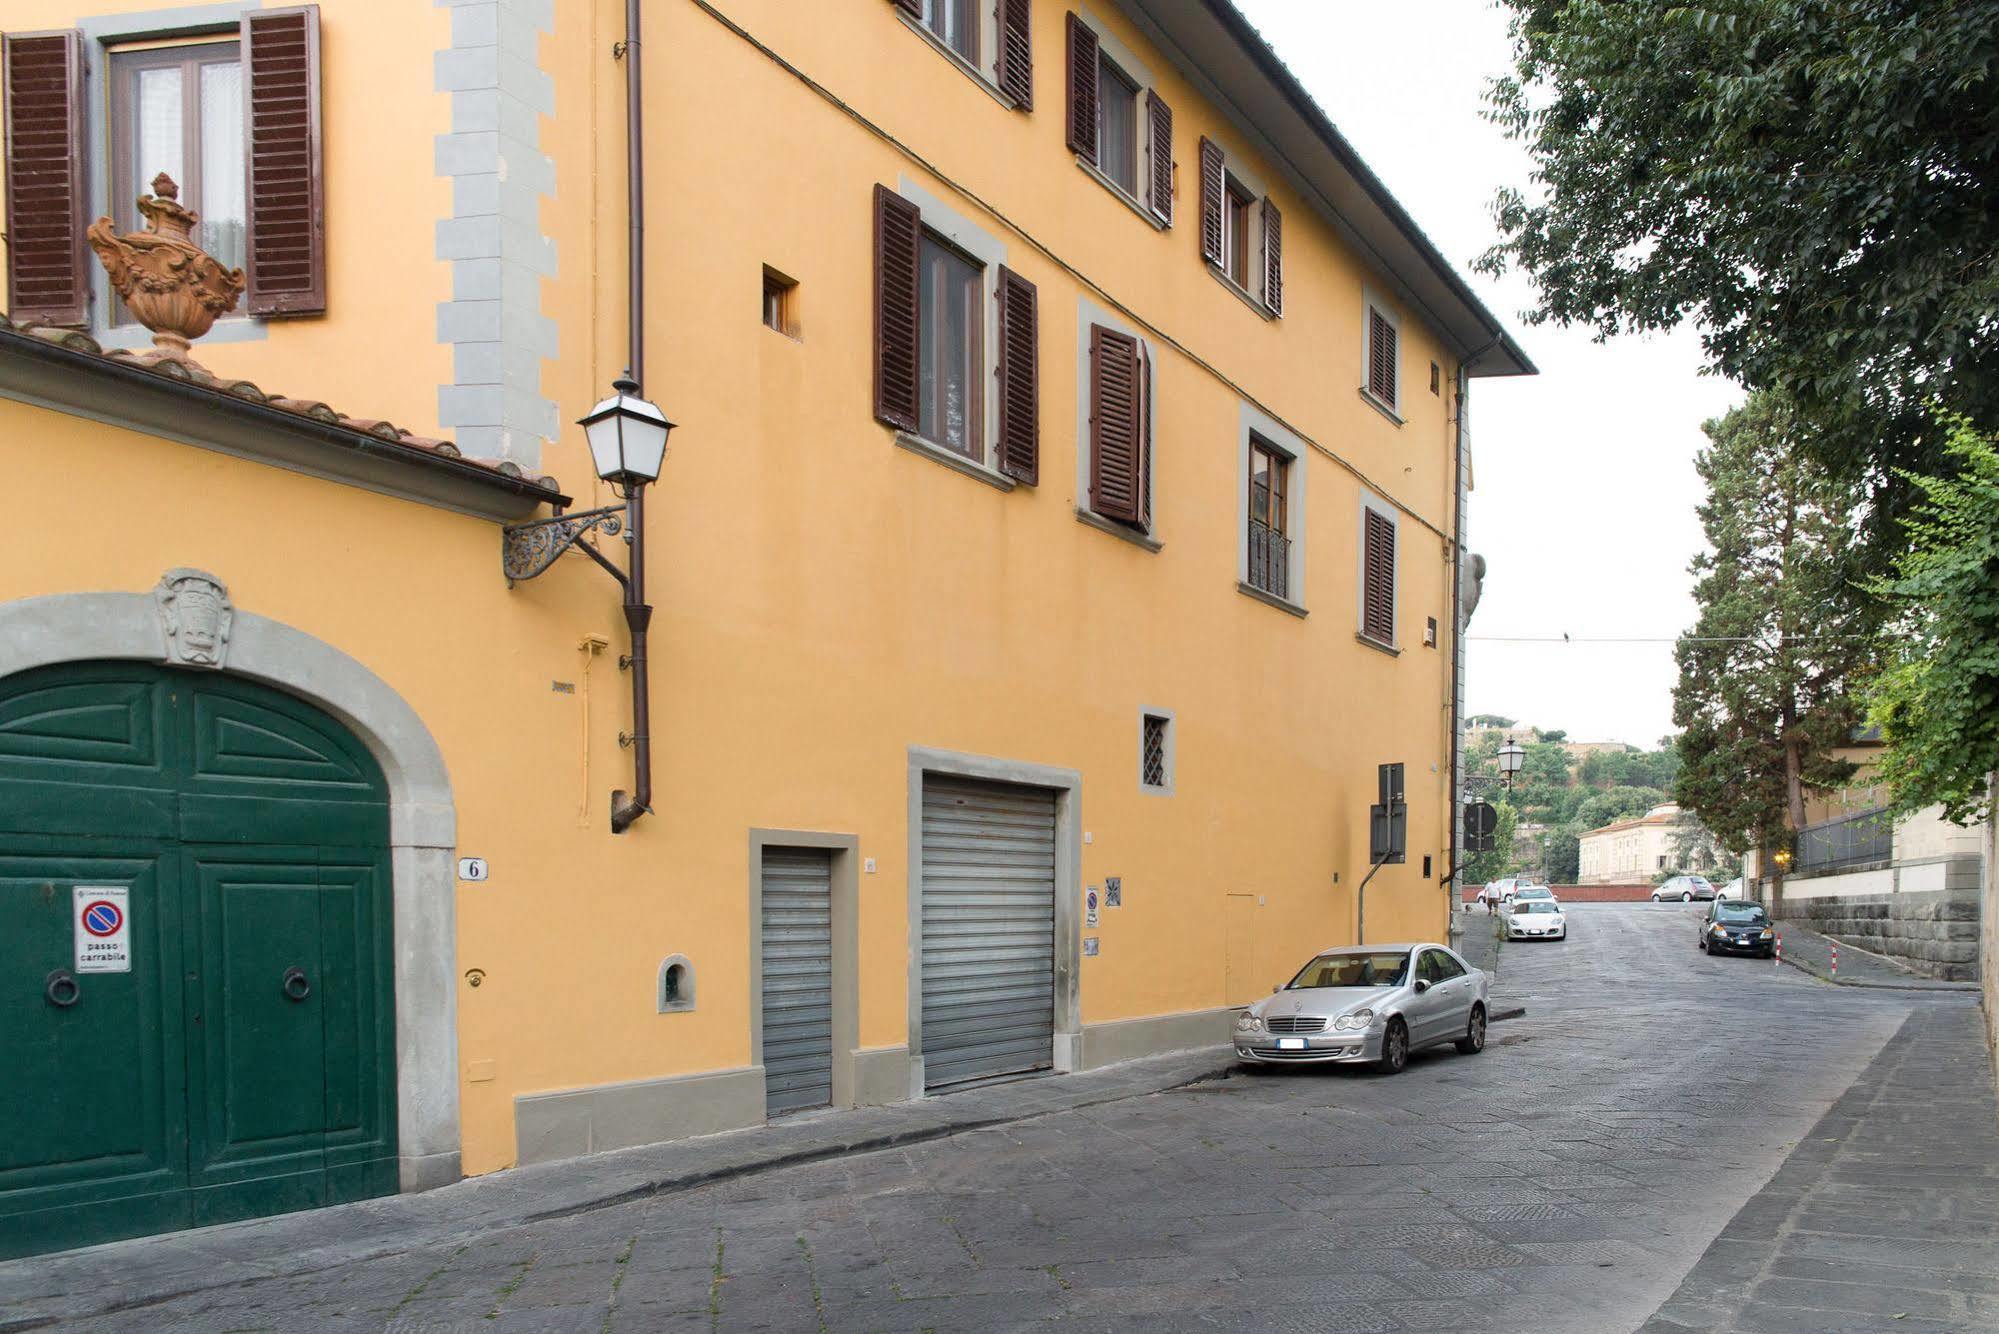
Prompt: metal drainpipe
<box><xmin>610</xmin><ymin>0</ymin><xmax>652</xmax><ymax>834</ymax></box>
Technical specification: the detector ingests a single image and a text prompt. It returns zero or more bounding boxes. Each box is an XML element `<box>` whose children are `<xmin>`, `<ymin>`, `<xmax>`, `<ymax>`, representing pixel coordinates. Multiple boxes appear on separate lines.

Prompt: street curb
<box><xmin>1777</xmin><ymin>951</ymin><xmax>1980</xmax><ymax>994</ymax></box>
<box><xmin>1489</xmin><ymin>1006</ymin><xmax>1527</xmax><ymax>1022</ymax></box>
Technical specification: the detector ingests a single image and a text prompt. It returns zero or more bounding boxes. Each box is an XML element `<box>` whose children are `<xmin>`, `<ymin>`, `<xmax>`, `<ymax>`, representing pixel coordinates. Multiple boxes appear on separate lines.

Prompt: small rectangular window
<box><xmin>1096</xmin><ymin>56</ymin><xmax>1140</xmax><ymax>196</ymax></box>
<box><xmin>1247</xmin><ymin>437</ymin><xmax>1289</xmax><ymax>600</ymax></box>
<box><xmin>1140</xmin><ymin>712</ymin><xmax>1172</xmax><ymax>792</ymax></box>
<box><xmin>1222</xmin><ymin>176</ymin><xmax>1253</xmax><ymax>289</ymax></box>
<box><xmin>1430</xmin><ymin>362</ymin><xmax>1441</xmax><ymax>395</ymax></box>
<box><xmin>761</xmin><ymin>266</ymin><xmax>797</xmax><ymax>336</ymax></box>
<box><xmin>922</xmin><ymin>0</ymin><xmax>978</xmax><ymax>64</ymax></box>
<box><xmin>918</xmin><ymin>231</ymin><xmax>984</xmax><ymax>458</ymax></box>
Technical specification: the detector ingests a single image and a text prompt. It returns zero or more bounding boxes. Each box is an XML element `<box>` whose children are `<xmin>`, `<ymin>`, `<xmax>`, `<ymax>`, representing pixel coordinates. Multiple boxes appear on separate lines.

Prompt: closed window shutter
<box><xmin>872</xmin><ymin>184</ymin><xmax>922</xmax><ymax>432</ymax></box>
<box><xmin>1065</xmin><ymin>13</ymin><xmax>1097</xmax><ymax>164</ymax></box>
<box><xmin>1146</xmin><ymin>92</ymin><xmax>1173</xmax><ymax>225</ymax></box>
<box><xmin>1262</xmin><ymin>198</ymin><xmax>1283</xmax><ymax>316</ymax></box>
<box><xmin>1198</xmin><ymin>136</ymin><xmax>1223</xmax><ymax>265</ymax></box>
<box><xmin>3</xmin><ymin>30</ymin><xmax>88</xmax><ymax>326</ymax></box>
<box><xmin>1368</xmin><ymin>308</ymin><xmax>1398</xmax><ymax>405</ymax></box>
<box><xmin>994</xmin><ymin>264</ymin><xmax>1039</xmax><ymax>484</ymax></box>
<box><xmin>1088</xmin><ymin>324</ymin><xmax>1142</xmax><ymax>524</ymax></box>
<box><xmin>1363</xmin><ymin>509</ymin><xmax>1396</xmax><ymax>643</ymax></box>
<box><xmin>242</xmin><ymin>6</ymin><xmax>325</xmax><ymax>317</ymax></box>
<box><xmin>998</xmin><ymin>0</ymin><xmax>1032</xmax><ymax>109</ymax></box>
<box><xmin>889</xmin><ymin>0</ymin><xmax>922</xmax><ymax>17</ymax></box>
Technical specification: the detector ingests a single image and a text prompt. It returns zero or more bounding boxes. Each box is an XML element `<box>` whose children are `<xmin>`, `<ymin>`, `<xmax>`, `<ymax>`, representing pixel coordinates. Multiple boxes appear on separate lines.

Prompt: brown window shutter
<box><xmin>997</xmin><ymin>0</ymin><xmax>1032</xmax><ymax>109</ymax></box>
<box><xmin>1065</xmin><ymin>13</ymin><xmax>1097</xmax><ymax>164</ymax></box>
<box><xmin>1198</xmin><ymin>136</ymin><xmax>1224</xmax><ymax>265</ymax></box>
<box><xmin>1363</xmin><ymin>509</ymin><xmax>1396</xmax><ymax>643</ymax></box>
<box><xmin>3</xmin><ymin>30</ymin><xmax>88</xmax><ymax>326</ymax></box>
<box><xmin>1146</xmin><ymin>92</ymin><xmax>1173</xmax><ymax>225</ymax></box>
<box><xmin>1262</xmin><ymin>198</ymin><xmax>1283</xmax><ymax>316</ymax></box>
<box><xmin>1135</xmin><ymin>338</ymin><xmax>1153</xmax><ymax>528</ymax></box>
<box><xmin>1368</xmin><ymin>308</ymin><xmax>1398</xmax><ymax>405</ymax></box>
<box><xmin>872</xmin><ymin>184</ymin><xmax>922</xmax><ymax>432</ymax></box>
<box><xmin>242</xmin><ymin>6</ymin><xmax>325</xmax><ymax>317</ymax></box>
<box><xmin>1089</xmin><ymin>324</ymin><xmax>1142</xmax><ymax>524</ymax></box>
<box><xmin>890</xmin><ymin>0</ymin><xmax>922</xmax><ymax>17</ymax></box>
<box><xmin>994</xmin><ymin>265</ymin><xmax>1039</xmax><ymax>484</ymax></box>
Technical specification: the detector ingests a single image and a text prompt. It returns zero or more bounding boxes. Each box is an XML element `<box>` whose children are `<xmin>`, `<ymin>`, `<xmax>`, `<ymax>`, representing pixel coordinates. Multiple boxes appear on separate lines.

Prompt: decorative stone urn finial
<box><xmin>87</xmin><ymin>173</ymin><xmax>246</xmax><ymax>368</ymax></box>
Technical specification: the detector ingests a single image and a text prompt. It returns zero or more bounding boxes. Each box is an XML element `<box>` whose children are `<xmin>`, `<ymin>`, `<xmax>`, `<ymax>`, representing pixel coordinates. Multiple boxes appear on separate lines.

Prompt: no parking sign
<box><xmin>73</xmin><ymin>886</ymin><xmax>131</xmax><ymax>973</ymax></box>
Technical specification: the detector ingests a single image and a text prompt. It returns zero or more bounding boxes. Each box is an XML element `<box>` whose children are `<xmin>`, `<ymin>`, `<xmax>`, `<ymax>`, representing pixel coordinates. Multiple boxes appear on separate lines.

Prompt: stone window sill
<box><xmin>895</xmin><ymin>431</ymin><xmax>1015</xmax><ymax>492</ymax></box>
<box><xmin>1237</xmin><ymin>581</ymin><xmax>1307</xmax><ymax>618</ymax></box>
<box><xmin>1076</xmin><ymin>157</ymin><xmax>1168</xmax><ymax>232</ymax></box>
<box><xmin>895</xmin><ymin>13</ymin><xmax>1019</xmax><ymax>112</ymax></box>
<box><xmin>1359</xmin><ymin>386</ymin><xmax>1404</xmax><ymax>426</ymax></box>
<box><xmin>1076</xmin><ymin>507</ymin><xmax>1162</xmax><ymax>552</ymax></box>
<box><xmin>1356</xmin><ymin>631</ymin><xmax>1401</xmax><ymax>657</ymax></box>
<box><xmin>1207</xmin><ymin>264</ymin><xmax>1276</xmax><ymax>321</ymax></box>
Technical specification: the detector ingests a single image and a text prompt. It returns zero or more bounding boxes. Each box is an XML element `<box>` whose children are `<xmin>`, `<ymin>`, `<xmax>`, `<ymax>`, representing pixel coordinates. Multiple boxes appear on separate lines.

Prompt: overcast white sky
<box><xmin>1235</xmin><ymin>1</ymin><xmax>1744</xmax><ymax>748</ymax></box>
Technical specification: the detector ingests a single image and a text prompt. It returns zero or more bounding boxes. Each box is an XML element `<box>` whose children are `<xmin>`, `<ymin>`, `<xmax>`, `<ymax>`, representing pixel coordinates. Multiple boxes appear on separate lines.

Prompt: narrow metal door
<box><xmin>919</xmin><ymin>777</ymin><xmax>1056</xmax><ymax>1089</ymax></box>
<box><xmin>760</xmin><ymin>848</ymin><xmax>833</xmax><ymax>1115</ymax></box>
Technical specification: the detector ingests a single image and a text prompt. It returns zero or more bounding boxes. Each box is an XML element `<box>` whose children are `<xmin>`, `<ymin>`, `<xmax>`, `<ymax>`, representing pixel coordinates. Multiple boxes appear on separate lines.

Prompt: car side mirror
<box><xmin>1413</xmin><ymin>979</ymin><xmax>1430</xmax><ymax>994</ymax></box>
<box><xmin>1271</xmin><ymin>984</ymin><xmax>1282</xmax><ymax>994</ymax></box>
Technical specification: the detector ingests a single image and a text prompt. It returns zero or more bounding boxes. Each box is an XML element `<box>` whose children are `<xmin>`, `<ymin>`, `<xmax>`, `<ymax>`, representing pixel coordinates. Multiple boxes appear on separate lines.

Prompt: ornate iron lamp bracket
<box><xmin>501</xmin><ymin>504</ymin><xmax>629</xmax><ymax>586</ymax></box>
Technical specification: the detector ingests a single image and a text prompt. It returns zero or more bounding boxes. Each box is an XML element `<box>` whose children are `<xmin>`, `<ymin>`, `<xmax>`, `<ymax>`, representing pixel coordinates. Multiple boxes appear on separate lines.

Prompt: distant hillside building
<box><xmin>1578</xmin><ymin>803</ymin><xmax>1721</xmax><ymax>884</ymax></box>
<box><xmin>1562</xmin><ymin>740</ymin><xmax>1633</xmax><ymax>760</ymax></box>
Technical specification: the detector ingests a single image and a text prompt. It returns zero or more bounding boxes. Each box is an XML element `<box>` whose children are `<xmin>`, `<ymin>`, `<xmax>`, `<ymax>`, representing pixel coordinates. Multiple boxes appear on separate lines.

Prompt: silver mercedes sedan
<box><xmin>1233</xmin><ymin>942</ymin><xmax>1490</xmax><ymax>1074</ymax></box>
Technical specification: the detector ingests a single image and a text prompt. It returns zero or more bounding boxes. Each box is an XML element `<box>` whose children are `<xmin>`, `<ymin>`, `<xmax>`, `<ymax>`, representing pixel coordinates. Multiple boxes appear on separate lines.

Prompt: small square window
<box><xmin>761</xmin><ymin>266</ymin><xmax>797</xmax><ymax>336</ymax></box>
<box><xmin>1140</xmin><ymin>712</ymin><xmax>1173</xmax><ymax>793</ymax></box>
<box><xmin>1430</xmin><ymin>362</ymin><xmax>1441</xmax><ymax>395</ymax></box>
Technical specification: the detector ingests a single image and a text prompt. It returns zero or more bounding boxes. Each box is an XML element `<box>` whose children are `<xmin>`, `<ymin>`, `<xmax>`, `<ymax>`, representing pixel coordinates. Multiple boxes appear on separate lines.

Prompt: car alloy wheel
<box><xmin>1456</xmin><ymin>1004</ymin><xmax>1486</xmax><ymax>1055</ymax></box>
<box><xmin>1379</xmin><ymin>1019</ymin><xmax>1409</xmax><ymax>1074</ymax></box>
<box><xmin>1682</xmin><ymin>891</ymin><xmax>1693</xmax><ymax>902</ymax></box>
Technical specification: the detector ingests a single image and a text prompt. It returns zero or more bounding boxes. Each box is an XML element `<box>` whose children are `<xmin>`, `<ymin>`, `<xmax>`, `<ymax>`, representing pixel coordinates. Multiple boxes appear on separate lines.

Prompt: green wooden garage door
<box><xmin>0</xmin><ymin>662</ymin><xmax>397</xmax><ymax>1259</ymax></box>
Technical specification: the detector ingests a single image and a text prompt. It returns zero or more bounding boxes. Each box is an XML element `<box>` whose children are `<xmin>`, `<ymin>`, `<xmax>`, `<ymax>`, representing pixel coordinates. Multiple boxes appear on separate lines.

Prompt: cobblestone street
<box><xmin>8</xmin><ymin>904</ymin><xmax>1992</xmax><ymax>1333</ymax></box>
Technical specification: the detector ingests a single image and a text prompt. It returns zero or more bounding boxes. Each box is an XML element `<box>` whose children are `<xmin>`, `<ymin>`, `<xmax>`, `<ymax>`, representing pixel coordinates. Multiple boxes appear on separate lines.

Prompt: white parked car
<box><xmin>1505</xmin><ymin>899</ymin><xmax>1567</xmax><ymax>941</ymax></box>
<box><xmin>1477</xmin><ymin>876</ymin><xmax>1529</xmax><ymax>906</ymax></box>
<box><xmin>1715</xmin><ymin>878</ymin><xmax>1745</xmax><ymax>900</ymax></box>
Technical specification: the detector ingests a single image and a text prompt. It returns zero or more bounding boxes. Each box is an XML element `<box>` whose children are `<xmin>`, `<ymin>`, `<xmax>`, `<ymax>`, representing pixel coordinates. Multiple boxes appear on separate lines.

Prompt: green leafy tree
<box><xmin>1539</xmin><ymin>729</ymin><xmax>1568</xmax><ymax>744</ymax></box>
<box><xmin>1522</xmin><ymin>742</ymin><xmax>1571</xmax><ymax>787</ymax></box>
<box><xmin>1865</xmin><ymin>418</ymin><xmax>1999</xmax><ymax>824</ymax></box>
<box><xmin>1672</xmin><ymin>395</ymin><xmax>1874</xmax><ymax>888</ymax></box>
<box><xmin>1543</xmin><ymin>829</ymin><xmax>1581</xmax><ymax>883</ymax></box>
<box><xmin>1483</xmin><ymin>1</ymin><xmax>1999</xmax><ymax>548</ymax></box>
<box><xmin>1575</xmin><ymin>786</ymin><xmax>1666</xmax><ymax>832</ymax></box>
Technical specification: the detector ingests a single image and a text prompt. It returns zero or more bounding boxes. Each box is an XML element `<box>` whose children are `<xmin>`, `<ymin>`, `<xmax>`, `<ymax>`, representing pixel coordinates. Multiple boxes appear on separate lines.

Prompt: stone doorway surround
<box><xmin>0</xmin><ymin>578</ymin><xmax>461</xmax><ymax>1192</ymax></box>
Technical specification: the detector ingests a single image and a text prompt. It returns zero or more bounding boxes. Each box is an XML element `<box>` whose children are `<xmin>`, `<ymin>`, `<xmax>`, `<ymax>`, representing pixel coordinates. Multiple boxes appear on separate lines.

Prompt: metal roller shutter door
<box><xmin>920</xmin><ymin>777</ymin><xmax>1057</xmax><ymax>1088</ymax></box>
<box><xmin>760</xmin><ymin>848</ymin><xmax>834</xmax><ymax>1115</ymax></box>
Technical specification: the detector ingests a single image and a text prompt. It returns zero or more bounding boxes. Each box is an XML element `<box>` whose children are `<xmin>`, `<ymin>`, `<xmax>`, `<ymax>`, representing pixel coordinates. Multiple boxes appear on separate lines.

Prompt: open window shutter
<box><xmin>872</xmin><ymin>184</ymin><xmax>922</xmax><ymax>432</ymax></box>
<box><xmin>1146</xmin><ymin>92</ymin><xmax>1173</xmax><ymax>225</ymax></box>
<box><xmin>1368</xmin><ymin>308</ymin><xmax>1398</xmax><ymax>405</ymax></box>
<box><xmin>1262</xmin><ymin>198</ymin><xmax>1283</xmax><ymax>316</ymax></box>
<box><xmin>3</xmin><ymin>30</ymin><xmax>88</xmax><ymax>326</ymax></box>
<box><xmin>890</xmin><ymin>0</ymin><xmax>922</xmax><ymax>17</ymax></box>
<box><xmin>1364</xmin><ymin>509</ymin><xmax>1396</xmax><ymax>643</ymax></box>
<box><xmin>997</xmin><ymin>0</ymin><xmax>1032</xmax><ymax>109</ymax></box>
<box><xmin>1135</xmin><ymin>339</ymin><xmax>1153</xmax><ymax>528</ymax></box>
<box><xmin>994</xmin><ymin>265</ymin><xmax>1039</xmax><ymax>484</ymax></box>
<box><xmin>1197</xmin><ymin>137</ymin><xmax>1223</xmax><ymax>264</ymax></box>
<box><xmin>242</xmin><ymin>5</ymin><xmax>325</xmax><ymax>316</ymax></box>
<box><xmin>1088</xmin><ymin>324</ymin><xmax>1141</xmax><ymax>524</ymax></box>
<box><xmin>1065</xmin><ymin>13</ymin><xmax>1097</xmax><ymax>163</ymax></box>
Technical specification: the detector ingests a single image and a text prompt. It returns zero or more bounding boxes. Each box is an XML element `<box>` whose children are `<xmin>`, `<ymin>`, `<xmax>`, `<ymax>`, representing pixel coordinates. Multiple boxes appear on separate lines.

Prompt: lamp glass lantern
<box><xmin>1497</xmin><ymin>741</ymin><xmax>1526</xmax><ymax>787</ymax></box>
<box><xmin>580</xmin><ymin>376</ymin><xmax>673</xmax><ymax>487</ymax></box>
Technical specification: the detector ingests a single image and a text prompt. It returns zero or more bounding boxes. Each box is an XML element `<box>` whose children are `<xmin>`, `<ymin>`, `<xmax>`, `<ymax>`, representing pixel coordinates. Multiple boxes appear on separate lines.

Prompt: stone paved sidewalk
<box><xmin>1640</xmin><ymin>1001</ymin><xmax>1999</xmax><ymax>1333</ymax></box>
<box><xmin>1775</xmin><ymin>920</ymin><xmax>1982</xmax><ymax>992</ymax></box>
<box><xmin>0</xmin><ymin>1045</ymin><xmax>1234</xmax><ymax>1331</ymax></box>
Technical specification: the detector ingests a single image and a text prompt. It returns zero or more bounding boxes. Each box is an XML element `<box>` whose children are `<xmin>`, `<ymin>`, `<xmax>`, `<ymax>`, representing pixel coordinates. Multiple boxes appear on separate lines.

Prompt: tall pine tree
<box><xmin>1672</xmin><ymin>393</ymin><xmax>1874</xmax><ymax>905</ymax></box>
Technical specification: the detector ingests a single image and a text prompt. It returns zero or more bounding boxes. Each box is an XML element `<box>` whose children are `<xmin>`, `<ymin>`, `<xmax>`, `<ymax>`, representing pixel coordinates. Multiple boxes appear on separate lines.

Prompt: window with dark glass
<box><xmin>761</xmin><ymin>265</ymin><xmax>797</xmax><ymax>336</ymax></box>
<box><xmin>917</xmin><ymin>232</ymin><xmax>983</xmax><ymax>458</ymax></box>
<box><xmin>1096</xmin><ymin>55</ymin><xmax>1139</xmax><ymax>196</ymax></box>
<box><xmin>1140</xmin><ymin>713</ymin><xmax>1170</xmax><ymax>790</ymax></box>
<box><xmin>1247</xmin><ymin>437</ymin><xmax>1289</xmax><ymax>600</ymax></box>
<box><xmin>110</xmin><ymin>41</ymin><xmax>246</xmax><ymax>309</ymax></box>
<box><xmin>922</xmin><ymin>0</ymin><xmax>978</xmax><ymax>64</ymax></box>
<box><xmin>1222</xmin><ymin>176</ymin><xmax>1253</xmax><ymax>289</ymax></box>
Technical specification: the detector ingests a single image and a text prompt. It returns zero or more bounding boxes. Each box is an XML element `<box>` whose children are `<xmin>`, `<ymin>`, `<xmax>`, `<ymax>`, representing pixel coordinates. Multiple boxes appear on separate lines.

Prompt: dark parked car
<box><xmin>1699</xmin><ymin>900</ymin><xmax>1776</xmax><ymax>957</ymax></box>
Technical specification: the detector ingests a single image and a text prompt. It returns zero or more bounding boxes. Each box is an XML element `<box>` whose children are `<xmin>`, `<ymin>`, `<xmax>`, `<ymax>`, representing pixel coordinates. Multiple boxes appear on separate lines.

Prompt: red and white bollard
<box><xmin>1831</xmin><ymin>940</ymin><xmax>1838</xmax><ymax>979</ymax></box>
<box><xmin>1774</xmin><ymin>934</ymin><xmax>1782</xmax><ymax>968</ymax></box>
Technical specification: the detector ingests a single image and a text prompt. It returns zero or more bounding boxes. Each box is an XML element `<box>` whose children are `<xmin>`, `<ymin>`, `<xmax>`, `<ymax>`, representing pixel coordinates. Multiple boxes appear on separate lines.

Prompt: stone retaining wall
<box><xmin>1775</xmin><ymin>879</ymin><xmax>1981</xmax><ymax>982</ymax></box>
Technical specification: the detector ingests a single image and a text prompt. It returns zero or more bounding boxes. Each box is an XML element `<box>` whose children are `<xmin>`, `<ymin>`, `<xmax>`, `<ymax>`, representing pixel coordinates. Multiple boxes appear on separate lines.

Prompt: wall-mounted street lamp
<box><xmin>503</xmin><ymin>376</ymin><xmax>674</xmax><ymax>833</ymax></box>
<box><xmin>1496</xmin><ymin>741</ymin><xmax>1526</xmax><ymax>792</ymax></box>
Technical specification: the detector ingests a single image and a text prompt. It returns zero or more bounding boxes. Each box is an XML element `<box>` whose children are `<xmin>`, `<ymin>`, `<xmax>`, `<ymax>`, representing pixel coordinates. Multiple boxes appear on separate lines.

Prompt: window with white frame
<box><xmin>1237</xmin><ymin>404</ymin><xmax>1307</xmax><ymax>610</ymax></box>
<box><xmin>1139</xmin><ymin>710</ymin><xmax>1173</xmax><ymax>793</ymax></box>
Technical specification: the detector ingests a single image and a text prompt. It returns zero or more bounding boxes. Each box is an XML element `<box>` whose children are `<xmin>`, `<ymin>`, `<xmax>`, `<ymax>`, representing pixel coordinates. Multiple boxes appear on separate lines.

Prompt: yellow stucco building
<box><xmin>0</xmin><ymin>0</ymin><xmax>1529</xmax><ymax>1255</ymax></box>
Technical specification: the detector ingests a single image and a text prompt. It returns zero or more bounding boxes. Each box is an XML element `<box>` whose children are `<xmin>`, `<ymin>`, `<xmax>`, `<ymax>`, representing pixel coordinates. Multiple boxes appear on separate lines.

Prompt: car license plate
<box><xmin>1277</xmin><ymin>1037</ymin><xmax>1306</xmax><ymax>1051</ymax></box>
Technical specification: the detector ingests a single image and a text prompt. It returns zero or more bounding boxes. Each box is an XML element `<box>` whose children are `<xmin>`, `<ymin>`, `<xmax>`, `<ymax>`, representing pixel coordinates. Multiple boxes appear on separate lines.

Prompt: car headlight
<box><xmin>1710</xmin><ymin>924</ymin><xmax>1728</xmax><ymax>934</ymax></box>
<box><xmin>1236</xmin><ymin>1012</ymin><xmax>1263</xmax><ymax>1033</ymax></box>
<box><xmin>1759</xmin><ymin>928</ymin><xmax>1774</xmax><ymax>938</ymax></box>
<box><xmin>1334</xmin><ymin>1008</ymin><xmax>1374</xmax><ymax>1031</ymax></box>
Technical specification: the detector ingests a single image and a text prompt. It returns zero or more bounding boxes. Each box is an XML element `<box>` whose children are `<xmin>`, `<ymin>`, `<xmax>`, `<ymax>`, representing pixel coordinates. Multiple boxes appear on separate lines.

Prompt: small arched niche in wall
<box><xmin>657</xmin><ymin>954</ymin><xmax>696</xmax><ymax>1013</ymax></box>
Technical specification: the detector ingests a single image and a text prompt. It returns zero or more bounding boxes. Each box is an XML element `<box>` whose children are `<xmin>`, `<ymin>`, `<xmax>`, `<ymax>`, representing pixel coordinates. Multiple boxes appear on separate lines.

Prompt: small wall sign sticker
<box><xmin>1083</xmin><ymin>936</ymin><xmax>1100</xmax><ymax>957</ymax></box>
<box><xmin>1085</xmin><ymin>885</ymin><xmax>1100</xmax><ymax>927</ymax></box>
<box><xmin>457</xmin><ymin>857</ymin><xmax>490</xmax><ymax>882</ymax></box>
<box><xmin>1105</xmin><ymin>876</ymin><xmax>1122</xmax><ymax>908</ymax></box>
<box><xmin>73</xmin><ymin>885</ymin><xmax>131</xmax><ymax>973</ymax></box>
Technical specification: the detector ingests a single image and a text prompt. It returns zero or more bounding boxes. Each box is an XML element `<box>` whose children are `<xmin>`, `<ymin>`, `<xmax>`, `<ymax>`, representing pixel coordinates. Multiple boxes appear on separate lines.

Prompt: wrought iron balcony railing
<box><xmin>1248</xmin><ymin>519</ymin><xmax>1290</xmax><ymax>601</ymax></box>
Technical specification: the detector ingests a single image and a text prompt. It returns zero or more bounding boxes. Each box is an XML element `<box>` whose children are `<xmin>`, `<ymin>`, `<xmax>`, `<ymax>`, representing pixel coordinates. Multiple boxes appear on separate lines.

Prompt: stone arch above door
<box><xmin>0</xmin><ymin>577</ymin><xmax>461</xmax><ymax>1192</ymax></box>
